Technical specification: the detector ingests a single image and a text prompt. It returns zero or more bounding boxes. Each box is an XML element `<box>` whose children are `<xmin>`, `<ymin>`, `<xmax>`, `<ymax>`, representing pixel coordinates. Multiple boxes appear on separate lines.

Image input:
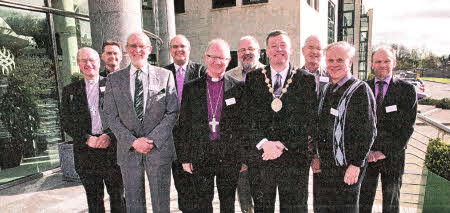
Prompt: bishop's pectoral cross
<box><xmin>209</xmin><ymin>116</ymin><xmax>219</xmax><ymax>133</ymax></box>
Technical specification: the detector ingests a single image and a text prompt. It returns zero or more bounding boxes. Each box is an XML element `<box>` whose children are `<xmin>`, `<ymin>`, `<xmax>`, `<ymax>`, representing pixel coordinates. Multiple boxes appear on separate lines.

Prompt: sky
<box><xmin>365</xmin><ymin>0</ymin><xmax>450</xmax><ymax>56</ymax></box>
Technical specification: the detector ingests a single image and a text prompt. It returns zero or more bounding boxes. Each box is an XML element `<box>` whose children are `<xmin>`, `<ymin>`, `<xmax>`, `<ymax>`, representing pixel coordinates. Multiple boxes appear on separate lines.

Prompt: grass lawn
<box><xmin>422</xmin><ymin>171</ymin><xmax>450</xmax><ymax>213</ymax></box>
<box><xmin>420</xmin><ymin>77</ymin><xmax>450</xmax><ymax>84</ymax></box>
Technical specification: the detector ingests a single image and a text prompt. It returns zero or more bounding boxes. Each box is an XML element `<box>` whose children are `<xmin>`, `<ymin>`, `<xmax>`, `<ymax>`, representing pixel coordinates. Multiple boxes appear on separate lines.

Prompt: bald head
<box><xmin>203</xmin><ymin>38</ymin><xmax>231</xmax><ymax>78</ymax></box>
<box><xmin>302</xmin><ymin>35</ymin><xmax>323</xmax><ymax>72</ymax></box>
<box><xmin>77</xmin><ymin>47</ymin><xmax>100</xmax><ymax>80</ymax></box>
<box><xmin>169</xmin><ymin>34</ymin><xmax>191</xmax><ymax>66</ymax></box>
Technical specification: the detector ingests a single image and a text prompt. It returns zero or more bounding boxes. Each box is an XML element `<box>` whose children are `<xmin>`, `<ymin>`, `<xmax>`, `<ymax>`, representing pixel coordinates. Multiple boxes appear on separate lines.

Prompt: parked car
<box><xmin>401</xmin><ymin>78</ymin><xmax>427</xmax><ymax>99</ymax></box>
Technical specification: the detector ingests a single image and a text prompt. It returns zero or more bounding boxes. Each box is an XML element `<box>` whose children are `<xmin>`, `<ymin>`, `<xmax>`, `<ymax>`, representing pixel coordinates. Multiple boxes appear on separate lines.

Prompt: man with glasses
<box><xmin>61</xmin><ymin>47</ymin><xmax>125</xmax><ymax>213</ymax></box>
<box><xmin>241</xmin><ymin>30</ymin><xmax>317</xmax><ymax>212</ymax></box>
<box><xmin>104</xmin><ymin>31</ymin><xmax>178</xmax><ymax>213</ymax></box>
<box><xmin>164</xmin><ymin>34</ymin><xmax>205</xmax><ymax>213</ymax></box>
<box><xmin>176</xmin><ymin>39</ymin><xmax>244</xmax><ymax>212</ymax></box>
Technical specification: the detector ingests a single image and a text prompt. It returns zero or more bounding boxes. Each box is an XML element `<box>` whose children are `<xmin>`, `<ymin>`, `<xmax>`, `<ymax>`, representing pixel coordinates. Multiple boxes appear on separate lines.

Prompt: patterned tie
<box><xmin>134</xmin><ymin>69</ymin><xmax>144</xmax><ymax>122</ymax></box>
<box><xmin>376</xmin><ymin>81</ymin><xmax>386</xmax><ymax>122</ymax></box>
<box><xmin>274</xmin><ymin>73</ymin><xmax>282</xmax><ymax>97</ymax></box>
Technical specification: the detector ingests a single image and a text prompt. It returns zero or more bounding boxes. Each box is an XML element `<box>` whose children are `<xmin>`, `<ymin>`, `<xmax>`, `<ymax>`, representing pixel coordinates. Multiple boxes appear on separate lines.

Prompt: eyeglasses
<box><xmin>171</xmin><ymin>44</ymin><xmax>188</xmax><ymax>49</ymax></box>
<box><xmin>206</xmin><ymin>54</ymin><xmax>228</xmax><ymax>61</ymax></box>
<box><xmin>238</xmin><ymin>47</ymin><xmax>257</xmax><ymax>53</ymax></box>
<box><xmin>127</xmin><ymin>44</ymin><xmax>150</xmax><ymax>49</ymax></box>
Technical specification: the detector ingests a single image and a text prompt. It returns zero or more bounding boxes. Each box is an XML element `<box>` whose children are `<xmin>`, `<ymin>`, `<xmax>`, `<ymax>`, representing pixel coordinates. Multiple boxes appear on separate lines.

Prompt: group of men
<box><xmin>61</xmin><ymin>29</ymin><xmax>417</xmax><ymax>213</ymax></box>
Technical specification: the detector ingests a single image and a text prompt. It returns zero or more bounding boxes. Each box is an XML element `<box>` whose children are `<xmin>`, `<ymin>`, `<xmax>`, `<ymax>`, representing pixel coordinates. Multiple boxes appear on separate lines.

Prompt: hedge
<box><xmin>425</xmin><ymin>138</ymin><xmax>449</xmax><ymax>180</ymax></box>
<box><xmin>419</xmin><ymin>97</ymin><xmax>450</xmax><ymax>109</ymax></box>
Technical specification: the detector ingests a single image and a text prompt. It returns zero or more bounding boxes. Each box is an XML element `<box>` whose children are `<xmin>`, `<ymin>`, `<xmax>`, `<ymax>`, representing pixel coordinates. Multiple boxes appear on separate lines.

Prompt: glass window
<box><xmin>143</xmin><ymin>0</ymin><xmax>152</xmax><ymax>10</ymax></box>
<box><xmin>51</xmin><ymin>0</ymin><xmax>89</xmax><ymax>15</ymax></box>
<box><xmin>243</xmin><ymin>0</ymin><xmax>268</xmax><ymax>5</ymax></box>
<box><xmin>342</xmin><ymin>12</ymin><xmax>353</xmax><ymax>27</ymax></box>
<box><xmin>358</xmin><ymin>71</ymin><xmax>367</xmax><ymax>80</ymax></box>
<box><xmin>175</xmin><ymin>0</ymin><xmax>185</xmax><ymax>13</ymax></box>
<box><xmin>360</xmin><ymin>32</ymin><xmax>368</xmax><ymax>42</ymax></box>
<box><xmin>0</xmin><ymin>7</ymin><xmax>61</xmax><ymax>183</ymax></box>
<box><xmin>328</xmin><ymin>1</ymin><xmax>335</xmax><ymax>44</ymax></box>
<box><xmin>212</xmin><ymin>0</ymin><xmax>236</xmax><ymax>9</ymax></box>
<box><xmin>12</xmin><ymin>0</ymin><xmax>45</xmax><ymax>7</ymax></box>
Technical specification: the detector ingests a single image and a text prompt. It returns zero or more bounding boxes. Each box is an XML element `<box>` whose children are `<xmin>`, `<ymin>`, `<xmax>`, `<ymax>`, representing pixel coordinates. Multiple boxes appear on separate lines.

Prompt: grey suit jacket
<box><xmin>104</xmin><ymin>64</ymin><xmax>178</xmax><ymax>167</ymax></box>
<box><xmin>225</xmin><ymin>62</ymin><xmax>265</xmax><ymax>82</ymax></box>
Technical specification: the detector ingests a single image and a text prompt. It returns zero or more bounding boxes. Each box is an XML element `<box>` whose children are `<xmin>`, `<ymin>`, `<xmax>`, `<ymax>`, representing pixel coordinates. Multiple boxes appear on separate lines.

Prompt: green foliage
<box><xmin>425</xmin><ymin>138</ymin><xmax>450</xmax><ymax>180</ymax></box>
<box><xmin>419</xmin><ymin>97</ymin><xmax>440</xmax><ymax>106</ymax></box>
<box><xmin>71</xmin><ymin>72</ymin><xmax>84</xmax><ymax>83</ymax></box>
<box><xmin>367</xmin><ymin>72</ymin><xmax>375</xmax><ymax>80</ymax></box>
<box><xmin>436</xmin><ymin>98</ymin><xmax>450</xmax><ymax>109</ymax></box>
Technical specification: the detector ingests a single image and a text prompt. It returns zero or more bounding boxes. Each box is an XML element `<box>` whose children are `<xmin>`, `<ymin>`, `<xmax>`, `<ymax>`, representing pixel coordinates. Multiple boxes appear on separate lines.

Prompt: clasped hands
<box><xmin>261</xmin><ymin>141</ymin><xmax>285</xmax><ymax>160</ymax></box>
<box><xmin>85</xmin><ymin>134</ymin><xmax>110</xmax><ymax>148</ymax></box>
<box><xmin>368</xmin><ymin>151</ymin><xmax>386</xmax><ymax>162</ymax></box>
<box><xmin>132</xmin><ymin>137</ymin><xmax>154</xmax><ymax>154</ymax></box>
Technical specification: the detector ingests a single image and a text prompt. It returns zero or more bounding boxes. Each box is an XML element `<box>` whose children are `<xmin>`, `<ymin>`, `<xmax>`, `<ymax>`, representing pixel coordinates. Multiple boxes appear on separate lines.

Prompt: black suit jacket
<box><xmin>163</xmin><ymin>61</ymin><xmax>206</xmax><ymax>89</ymax></box>
<box><xmin>175</xmin><ymin>74</ymin><xmax>244</xmax><ymax>166</ymax></box>
<box><xmin>242</xmin><ymin>65</ymin><xmax>317</xmax><ymax>167</ymax></box>
<box><xmin>367</xmin><ymin>77</ymin><xmax>417</xmax><ymax>158</ymax></box>
<box><xmin>61</xmin><ymin>77</ymin><xmax>117</xmax><ymax>173</ymax></box>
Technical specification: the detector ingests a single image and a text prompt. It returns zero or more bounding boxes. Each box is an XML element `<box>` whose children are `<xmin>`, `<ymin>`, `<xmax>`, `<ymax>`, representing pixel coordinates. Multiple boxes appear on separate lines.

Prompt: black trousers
<box><xmin>359</xmin><ymin>154</ymin><xmax>405</xmax><ymax>213</ymax></box>
<box><xmin>237</xmin><ymin>169</ymin><xmax>254</xmax><ymax>212</ymax></box>
<box><xmin>172</xmin><ymin>160</ymin><xmax>199</xmax><ymax>213</ymax></box>
<box><xmin>193</xmin><ymin>162</ymin><xmax>240</xmax><ymax>213</ymax></box>
<box><xmin>315</xmin><ymin>166</ymin><xmax>366</xmax><ymax>213</ymax></box>
<box><xmin>248</xmin><ymin>162</ymin><xmax>309</xmax><ymax>213</ymax></box>
<box><xmin>78</xmin><ymin>165</ymin><xmax>125</xmax><ymax>213</ymax></box>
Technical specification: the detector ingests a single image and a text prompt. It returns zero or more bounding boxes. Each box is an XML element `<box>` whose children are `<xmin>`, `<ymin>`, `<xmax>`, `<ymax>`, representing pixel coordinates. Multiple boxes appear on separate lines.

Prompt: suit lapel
<box><xmin>79</xmin><ymin>80</ymin><xmax>92</xmax><ymax>131</ymax></box>
<box><xmin>199</xmin><ymin>77</ymin><xmax>209</xmax><ymax>137</ymax></box>
<box><xmin>118</xmin><ymin>65</ymin><xmax>134</xmax><ymax>109</ymax></box>
<box><xmin>383</xmin><ymin>77</ymin><xmax>397</xmax><ymax>106</ymax></box>
<box><xmin>145</xmin><ymin>65</ymin><xmax>160</xmax><ymax>112</ymax></box>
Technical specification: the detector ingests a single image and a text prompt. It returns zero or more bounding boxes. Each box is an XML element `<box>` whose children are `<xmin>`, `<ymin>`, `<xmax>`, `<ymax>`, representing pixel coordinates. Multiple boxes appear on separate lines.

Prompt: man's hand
<box><xmin>132</xmin><ymin>138</ymin><xmax>154</xmax><ymax>154</ymax></box>
<box><xmin>182</xmin><ymin>163</ymin><xmax>193</xmax><ymax>174</ymax></box>
<box><xmin>344</xmin><ymin>164</ymin><xmax>360</xmax><ymax>185</ymax></box>
<box><xmin>96</xmin><ymin>134</ymin><xmax>111</xmax><ymax>149</ymax></box>
<box><xmin>240</xmin><ymin>164</ymin><xmax>248</xmax><ymax>172</ymax></box>
<box><xmin>311</xmin><ymin>156</ymin><xmax>321</xmax><ymax>173</ymax></box>
<box><xmin>261</xmin><ymin>141</ymin><xmax>283</xmax><ymax>160</ymax></box>
<box><xmin>85</xmin><ymin>136</ymin><xmax>98</xmax><ymax>148</ymax></box>
<box><xmin>273</xmin><ymin>141</ymin><xmax>286</xmax><ymax>151</ymax></box>
<box><xmin>368</xmin><ymin>151</ymin><xmax>386</xmax><ymax>162</ymax></box>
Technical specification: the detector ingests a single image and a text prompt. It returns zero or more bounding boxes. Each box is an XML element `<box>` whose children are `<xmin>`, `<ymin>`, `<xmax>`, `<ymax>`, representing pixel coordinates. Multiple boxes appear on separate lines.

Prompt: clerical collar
<box><xmin>174</xmin><ymin>62</ymin><xmax>188</xmax><ymax>73</ymax></box>
<box><xmin>375</xmin><ymin>74</ymin><xmax>392</xmax><ymax>85</ymax></box>
<box><xmin>85</xmin><ymin>75</ymin><xmax>99</xmax><ymax>85</ymax></box>
<box><xmin>206</xmin><ymin>72</ymin><xmax>225</xmax><ymax>82</ymax></box>
<box><xmin>332</xmin><ymin>72</ymin><xmax>352</xmax><ymax>92</ymax></box>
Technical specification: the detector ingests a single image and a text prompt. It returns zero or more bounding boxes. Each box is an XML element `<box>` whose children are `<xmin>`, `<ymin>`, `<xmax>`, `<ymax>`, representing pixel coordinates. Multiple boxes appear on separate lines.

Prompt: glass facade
<box><xmin>0</xmin><ymin>0</ymin><xmax>91</xmax><ymax>185</ymax></box>
<box><xmin>359</xmin><ymin>15</ymin><xmax>369</xmax><ymax>79</ymax></box>
<box><xmin>328</xmin><ymin>1</ymin><xmax>336</xmax><ymax>44</ymax></box>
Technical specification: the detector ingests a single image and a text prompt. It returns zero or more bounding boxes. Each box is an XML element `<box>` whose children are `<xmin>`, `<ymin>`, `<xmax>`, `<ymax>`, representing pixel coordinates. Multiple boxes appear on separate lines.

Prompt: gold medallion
<box><xmin>271</xmin><ymin>98</ymin><xmax>283</xmax><ymax>112</ymax></box>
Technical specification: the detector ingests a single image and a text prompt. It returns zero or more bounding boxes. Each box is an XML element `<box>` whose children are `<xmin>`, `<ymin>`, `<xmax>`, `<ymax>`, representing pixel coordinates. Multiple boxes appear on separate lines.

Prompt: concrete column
<box><xmin>156</xmin><ymin>0</ymin><xmax>176</xmax><ymax>66</ymax></box>
<box><xmin>88</xmin><ymin>0</ymin><xmax>143</xmax><ymax>67</ymax></box>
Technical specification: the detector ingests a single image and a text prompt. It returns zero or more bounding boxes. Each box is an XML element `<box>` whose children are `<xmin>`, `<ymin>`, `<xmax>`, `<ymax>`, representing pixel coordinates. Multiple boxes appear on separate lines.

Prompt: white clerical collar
<box><xmin>174</xmin><ymin>62</ymin><xmax>188</xmax><ymax>72</ymax></box>
<box><xmin>84</xmin><ymin>75</ymin><xmax>99</xmax><ymax>85</ymax></box>
<box><xmin>130</xmin><ymin>64</ymin><xmax>149</xmax><ymax>76</ymax></box>
<box><xmin>270</xmin><ymin>65</ymin><xmax>289</xmax><ymax>82</ymax></box>
<box><xmin>207</xmin><ymin>72</ymin><xmax>225</xmax><ymax>82</ymax></box>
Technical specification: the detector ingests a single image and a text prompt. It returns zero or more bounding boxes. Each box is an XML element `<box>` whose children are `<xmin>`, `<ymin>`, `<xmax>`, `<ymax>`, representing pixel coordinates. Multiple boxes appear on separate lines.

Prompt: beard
<box><xmin>240</xmin><ymin>55</ymin><xmax>259</xmax><ymax>71</ymax></box>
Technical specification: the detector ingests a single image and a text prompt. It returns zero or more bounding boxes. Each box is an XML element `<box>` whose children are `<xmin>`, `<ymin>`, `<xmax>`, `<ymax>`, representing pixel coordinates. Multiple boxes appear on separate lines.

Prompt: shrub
<box><xmin>419</xmin><ymin>97</ymin><xmax>439</xmax><ymax>105</ymax></box>
<box><xmin>436</xmin><ymin>98</ymin><xmax>450</xmax><ymax>109</ymax></box>
<box><xmin>425</xmin><ymin>138</ymin><xmax>450</xmax><ymax>180</ymax></box>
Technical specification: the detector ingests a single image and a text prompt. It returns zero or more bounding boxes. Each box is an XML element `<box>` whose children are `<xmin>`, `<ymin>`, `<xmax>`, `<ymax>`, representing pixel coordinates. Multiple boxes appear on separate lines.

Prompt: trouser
<box><xmin>359</xmin><ymin>154</ymin><xmax>405</xmax><ymax>213</ymax></box>
<box><xmin>248</xmin><ymin>162</ymin><xmax>309</xmax><ymax>213</ymax></box>
<box><xmin>193</xmin><ymin>162</ymin><xmax>240</xmax><ymax>213</ymax></box>
<box><xmin>120</xmin><ymin>161</ymin><xmax>172</xmax><ymax>213</ymax></box>
<box><xmin>172</xmin><ymin>160</ymin><xmax>199</xmax><ymax>213</ymax></box>
<box><xmin>78</xmin><ymin>165</ymin><xmax>125</xmax><ymax>213</ymax></box>
<box><xmin>315</xmin><ymin>166</ymin><xmax>367</xmax><ymax>213</ymax></box>
<box><xmin>237</xmin><ymin>169</ymin><xmax>254</xmax><ymax>213</ymax></box>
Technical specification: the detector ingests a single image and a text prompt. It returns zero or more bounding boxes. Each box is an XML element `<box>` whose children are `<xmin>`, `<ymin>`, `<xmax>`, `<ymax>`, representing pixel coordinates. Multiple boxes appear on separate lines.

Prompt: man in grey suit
<box><xmin>226</xmin><ymin>35</ymin><xmax>265</xmax><ymax>82</ymax></box>
<box><xmin>104</xmin><ymin>31</ymin><xmax>178</xmax><ymax>213</ymax></box>
<box><xmin>225</xmin><ymin>35</ymin><xmax>264</xmax><ymax>213</ymax></box>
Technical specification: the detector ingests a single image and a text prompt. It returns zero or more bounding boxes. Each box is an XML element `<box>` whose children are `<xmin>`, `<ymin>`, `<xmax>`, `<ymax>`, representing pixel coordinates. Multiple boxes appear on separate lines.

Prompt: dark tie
<box><xmin>134</xmin><ymin>69</ymin><xmax>144</xmax><ymax>122</ymax></box>
<box><xmin>376</xmin><ymin>81</ymin><xmax>386</xmax><ymax>122</ymax></box>
<box><xmin>274</xmin><ymin>73</ymin><xmax>282</xmax><ymax>97</ymax></box>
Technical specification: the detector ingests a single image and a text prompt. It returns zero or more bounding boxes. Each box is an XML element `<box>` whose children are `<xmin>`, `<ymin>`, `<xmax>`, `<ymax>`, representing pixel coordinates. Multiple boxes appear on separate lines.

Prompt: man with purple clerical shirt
<box><xmin>164</xmin><ymin>34</ymin><xmax>206</xmax><ymax>213</ymax></box>
<box><xmin>175</xmin><ymin>38</ymin><xmax>245</xmax><ymax>213</ymax></box>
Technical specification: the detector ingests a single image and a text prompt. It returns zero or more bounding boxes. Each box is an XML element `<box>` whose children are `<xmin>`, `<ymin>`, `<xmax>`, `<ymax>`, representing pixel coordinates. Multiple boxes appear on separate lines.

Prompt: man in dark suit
<box><xmin>176</xmin><ymin>39</ymin><xmax>244</xmax><ymax>213</ymax></box>
<box><xmin>100</xmin><ymin>40</ymin><xmax>123</xmax><ymax>77</ymax></box>
<box><xmin>164</xmin><ymin>34</ymin><xmax>205</xmax><ymax>213</ymax></box>
<box><xmin>61</xmin><ymin>47</ymin><xmax>124</xmax><ymax>213</ymax></box>
<box><xmin>242</xmin><ymin>30</ymin><xmax>317</xmax><ymax>213</ymax></box>
<box><xmin>301</xmin><ymin>35</ymin><xmax>328</xmax><ymax>213</ymax></box>
<box><xmin>316</xmin><ymin>41</ymin><xmax>376</xmax><ymax>213</ymax></box>
<box><xmin>360</xmin><ymin>46</ymin><xmax>417</xmax><ymax>213</ymax></box>
<box><xmin>103</xmin><ymin>31</ymin><xmax>178</xmax><ymax>213</ymax></box>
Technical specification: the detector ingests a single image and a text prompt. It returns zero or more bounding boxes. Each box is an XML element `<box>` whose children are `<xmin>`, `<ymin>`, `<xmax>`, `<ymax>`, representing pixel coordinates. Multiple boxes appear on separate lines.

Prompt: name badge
<box><xmin>100</xmin><ymin>87</ymin><xmax>105</xmax><ymax>92</ymax></box>
<box><xmin>225</xmin><ymin>97</ymin><xmax>236</xmax><ymax>106</ymax></box>
<box><xmin>319</xmin><ymin>76</ymin><xmax>329</xmax><ymax>82</ymax></box>
<box><xmin>330</xmin><ymin>108</ymin><xmax>338</xmax><ymax>116</ymax></box>
<box><xmin>386</xmin><ymin>105</ymin><xmax>397</xmax><ymax>113</ymax></box>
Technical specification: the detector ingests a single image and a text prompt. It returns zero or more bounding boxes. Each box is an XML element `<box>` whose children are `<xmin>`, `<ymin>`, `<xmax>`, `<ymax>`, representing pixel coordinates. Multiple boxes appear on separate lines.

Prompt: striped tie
<box><xmin>134</xmin><ymin>69</ymin><xmax>144</xmax><ymax>122</ymax></box>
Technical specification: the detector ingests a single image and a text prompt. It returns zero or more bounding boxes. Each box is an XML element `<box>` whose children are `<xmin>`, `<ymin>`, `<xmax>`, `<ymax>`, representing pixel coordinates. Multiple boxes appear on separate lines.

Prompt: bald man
<box><xmin>61</xmin><ymin>47</ymin><xmax>124</xmax><ymax>213</ymax></box>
